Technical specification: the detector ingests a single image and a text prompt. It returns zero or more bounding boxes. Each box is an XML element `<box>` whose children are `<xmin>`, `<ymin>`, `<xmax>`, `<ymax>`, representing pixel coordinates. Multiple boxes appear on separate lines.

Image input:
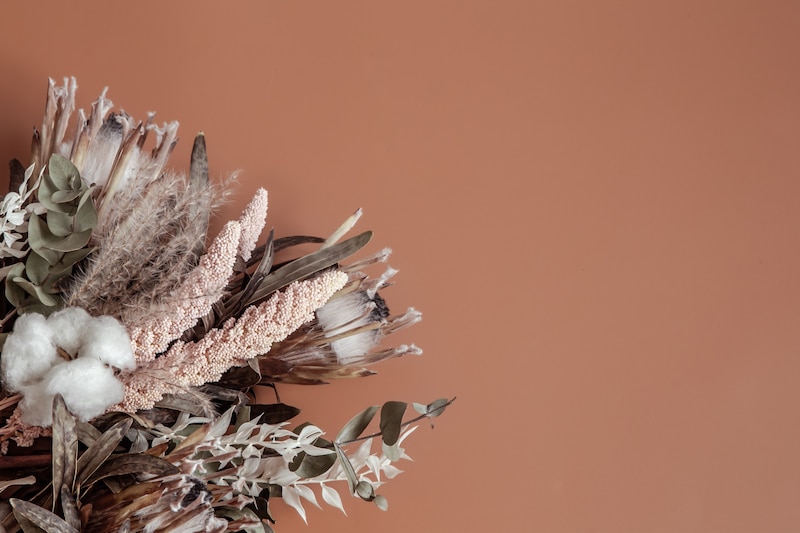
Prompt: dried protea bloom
<box><xmin>31</xmin><ymin>78</ymin><xmax>224</xmax><ymax>324</ymax></box>
<box><xmin>84</xmin><ymin>475</ymin><xmax>232</xmax><ymax>533</ymax></box>
<box><xmin>267</xmin><ymin>251</ymin><xmax>422</xmax><ymax>382</ymax></box>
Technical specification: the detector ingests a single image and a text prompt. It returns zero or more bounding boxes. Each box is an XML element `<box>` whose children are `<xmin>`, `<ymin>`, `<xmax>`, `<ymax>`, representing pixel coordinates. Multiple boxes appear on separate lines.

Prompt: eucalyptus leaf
<box><xmin>37</xmin><ymin>174</ymin><xmax>68</xmax><ymax>212</ymax></box>
<box><xmin>73</xmin><ymin>190</ymin><xmax>97</xmax><ymax>232</ymax></box>
<box><xmin>355</xmin><ymin>480</ymin><xmax>375</xmax><ymax>501</ymax></box>
<box><xmin>289</xmin><ymin>451</ymin><xmax>337</xmax><ymax>478</ymax></box>
<box><xmin>46</xmin><ymin>210</ymin><xmax>75</xmax><ymax>237</ymax></box>
<box><xmin>40</xmin><ymin>227</ymin><xmax>92</xmax><ymax>253</ymax></box>
<box><xmin>424</xmin><ymin>398</ymin><xmax>451</xmax><ymax>418</ymax></box>
<box><xmin>47</xmin><ymin>247</ymin><xmax>94</xmax><ymax>280</ymax></box>
<box><xmin>50</xmin><ymin>189</ymin><xmax>83</xmax><ymax>204</ymax></box>
<box><xmin>373</xmin><ymin>494</ymin><xmax>389</xmax><ymax>511</ymax></box>
<box><xmin>24</xmin><ymin>253</ymin><xmax>50</xmax><ymax>286</ymax></box>
<box><xmin>379</xmin><ymin>401</ymin><xmax>407</xmax><ymax>447</ymax></box>
<box><xmin>48</xmin><ymin>154</ymin><xmax>81</xmax><ymax>187</ymax></box>
<box><xmin>11</xmin><ymin>277</ymin><xmax>58</xmax><ymax>307</ymax></box>
<box><xmin>4</xmin><ymin>263</ymin><xmax>26</xmax><ymax>307</ymax></box>
<box><xmin>336</xmin><ymin>405</ymin><xmax>378</xmax><ymax>443</ymax></box>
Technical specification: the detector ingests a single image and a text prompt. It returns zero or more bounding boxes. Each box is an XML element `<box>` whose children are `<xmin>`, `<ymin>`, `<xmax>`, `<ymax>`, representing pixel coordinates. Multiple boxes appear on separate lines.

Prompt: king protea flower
<box><xmin>267</xmin><ymin>251</ymin><xmax>423</xmax><ymax>383</ymax></box>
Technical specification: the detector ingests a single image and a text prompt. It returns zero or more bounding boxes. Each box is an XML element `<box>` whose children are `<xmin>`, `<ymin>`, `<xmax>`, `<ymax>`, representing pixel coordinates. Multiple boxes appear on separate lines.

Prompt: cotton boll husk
<box><xmin>46</xmin><ymin>357</ymin><xmax>124</xmax><ymax>422</ymax></box>
<box><xmin>1</xmin><ymin>313</ymin><xmax>57</xmax><ymax>390</ymax></box>
<box><xmin>79</xmin><ymin>315</ymin><xmax>135</xmax><ymax>370</ymax></box>
<box><xmin>48</xmin><ymin>307</ymin><xmax>92</xmax><ymax>356</ymax></box>
<box><xmin>18</xmin><ymin>381</ymin><xmax>56</xmax><ymax>427</ymax></box>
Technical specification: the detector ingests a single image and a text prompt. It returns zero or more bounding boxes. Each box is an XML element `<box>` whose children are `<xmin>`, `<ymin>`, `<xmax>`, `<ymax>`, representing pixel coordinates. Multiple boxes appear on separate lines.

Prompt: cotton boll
<box><xmin>46</xmin><ymin>357</ymin><xmax>124</xmax><ymax>422</ymax></box>
<box><xmin>79</xmin><ymin>315</ymin><xmax>135</xmax><ymax>370</ymax></box>
<box><xmin>1</xmin><ymin>313</ymin><xmax>57</xmax><ymax>390</ymax></box>
<box><xmin>17</xmin><ymin>381</ymin><xmax>56</xmax><ymax>427</ymax></box>
<box><xmin>48</xmin><ymin>307</ymin><xmax>92</xmax><ymax>356</ymax></box>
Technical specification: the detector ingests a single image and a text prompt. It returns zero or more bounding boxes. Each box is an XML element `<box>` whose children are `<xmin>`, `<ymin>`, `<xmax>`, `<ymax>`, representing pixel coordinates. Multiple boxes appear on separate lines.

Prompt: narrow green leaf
<box><xmin>229</xmin><ymin>229</ymin><xmax>274</xmax><ymax>316</ymax></box>
<box><xmin>334</xmin><ymin>444</ymin><xmax>358</xmax><ymax>494</ymax></box>
<box><xmin>247</xmin><ymin>231</ymin><xmax>372</xmax><ymax>307</ymax></box>
<box><xmin>379</xmin><ymin>401</ymin><xmax>407</xmax><ymax>446</ymax></box>
<box><xmin>336</xmin><ymin>405</ymin><xmax>379</xmax><ymax>443</ymax></box>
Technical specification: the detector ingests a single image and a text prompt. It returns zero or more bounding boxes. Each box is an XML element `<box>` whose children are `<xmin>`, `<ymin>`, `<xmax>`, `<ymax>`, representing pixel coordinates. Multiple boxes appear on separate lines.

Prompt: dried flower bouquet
<box><xmin>0</xmin><ymin>78</ymin><xmax>451</xmax><ymax>532</ymax></box>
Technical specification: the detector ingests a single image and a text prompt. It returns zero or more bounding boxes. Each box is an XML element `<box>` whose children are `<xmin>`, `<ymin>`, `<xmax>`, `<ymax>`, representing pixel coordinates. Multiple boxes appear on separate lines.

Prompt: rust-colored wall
<box><xmin>3</xmin><ymin>2</ymin><xmax>800</xmax><ymax>531</ymax></box>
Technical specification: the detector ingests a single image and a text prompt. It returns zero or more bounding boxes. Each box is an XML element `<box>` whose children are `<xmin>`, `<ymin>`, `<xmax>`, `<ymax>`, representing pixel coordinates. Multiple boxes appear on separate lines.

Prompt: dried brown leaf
<box><xmin>51</xmin><ymin>394</ymin><xmax>78</xmax><ymax>506</ymax></box>
<box><xmin>76</xmin><ymin>418</ymin><xmax>133</xmax><ymax>488</ymax></box>
<box><xmin>10</xmin><ymin>499</ymin><xmax>78</xmax><ymax>533</ymax></box>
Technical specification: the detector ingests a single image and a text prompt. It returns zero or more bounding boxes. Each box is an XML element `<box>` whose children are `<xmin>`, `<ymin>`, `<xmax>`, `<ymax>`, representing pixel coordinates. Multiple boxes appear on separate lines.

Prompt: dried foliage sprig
<box><xmin>0</xmin><ymin>77</ymin><xmax>450</xmax><ymax>532</ymax></box>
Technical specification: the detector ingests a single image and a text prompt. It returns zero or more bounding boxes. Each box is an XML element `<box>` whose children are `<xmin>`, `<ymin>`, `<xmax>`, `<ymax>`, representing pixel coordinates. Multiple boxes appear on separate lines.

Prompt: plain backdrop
<box><xmin>2</xmin><ymin>1</ymin><xmax>800</xmax><ymax>532</ymax></box>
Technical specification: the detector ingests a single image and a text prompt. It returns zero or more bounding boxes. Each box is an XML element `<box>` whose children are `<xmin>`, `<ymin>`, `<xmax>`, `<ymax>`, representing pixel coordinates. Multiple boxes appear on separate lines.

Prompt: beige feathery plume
<box><xmin>128</xmin><ymin>221</ymin><xmax>242</xmax><ymax>362</ymax></box>
<box><xmin>117</xmin><ymin>270</ymin><xmax>348</xmax><ymax>412</ymax></box>
<box><xmin>65</xmin><ymin>170</ymin><xmax>222</xmax><ymax>324</ymax></box>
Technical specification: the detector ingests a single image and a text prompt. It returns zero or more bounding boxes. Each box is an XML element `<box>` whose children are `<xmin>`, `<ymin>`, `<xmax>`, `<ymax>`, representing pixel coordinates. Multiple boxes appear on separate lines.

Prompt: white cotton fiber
<box><xmin>46</xmin><ymin>357</ymin><xmax>124</xmax><ymax>422</ymax></box>
<box><xmin>18</xmin><ymin>381</ymin><xmax>56</xmax><ymax>427</ymax></box>
<box><xmin>3</xmin><ymin>308</ymin><xmax>135</xmax><ymax>426</ymax></box>
<box><xmin>1</xmin><ymin>313</ymin><xmax>57</xmax><ymax>390</ymax></box>
<box><xmin>48</xmin><ymin>307</ymin><xmax>92</xmax><ymax>356</ymax></box>
<box><xmin>79</xmin><ymin>315</ymin><xmax>136</xmax><ymax>370</ymax></box>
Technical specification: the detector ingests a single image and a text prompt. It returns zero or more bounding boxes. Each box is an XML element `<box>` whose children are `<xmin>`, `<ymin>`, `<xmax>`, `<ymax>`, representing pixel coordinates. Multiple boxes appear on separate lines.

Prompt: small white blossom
<box><xmin>0</xmin><ymin>164</ymin><xmax>44</xmax><ymax>259</ymax></box>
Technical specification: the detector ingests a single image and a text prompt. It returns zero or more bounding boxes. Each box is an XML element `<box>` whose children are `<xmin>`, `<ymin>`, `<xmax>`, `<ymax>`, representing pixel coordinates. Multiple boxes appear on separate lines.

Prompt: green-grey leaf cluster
<box><xmin>5</xmin><ymin>155</ymin><xmax>96</xmax><ymax>315</ymax></box>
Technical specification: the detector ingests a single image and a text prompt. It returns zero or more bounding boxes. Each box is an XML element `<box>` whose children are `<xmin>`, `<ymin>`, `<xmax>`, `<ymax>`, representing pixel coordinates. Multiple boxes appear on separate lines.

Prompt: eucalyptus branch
<box><xmin>337</xmin><ymin>397</ymin><xmax>456</xmax><ymax>445</ymax></box>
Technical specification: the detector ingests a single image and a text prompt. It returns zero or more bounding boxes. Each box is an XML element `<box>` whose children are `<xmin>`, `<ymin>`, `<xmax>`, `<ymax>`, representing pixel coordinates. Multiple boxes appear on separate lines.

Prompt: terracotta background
<box><xmin>2</xmin><ymin>1</ymin><xmax>800</xmax><ymax>531</ymax></box>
